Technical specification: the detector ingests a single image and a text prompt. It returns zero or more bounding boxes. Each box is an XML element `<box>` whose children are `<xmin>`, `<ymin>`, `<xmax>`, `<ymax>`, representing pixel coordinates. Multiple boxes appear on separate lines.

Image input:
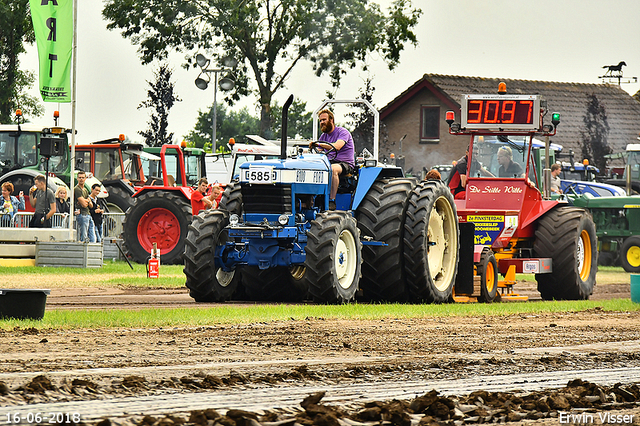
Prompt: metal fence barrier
<box><xmin>2</xmin><ymin>212</ymin><xmax>125</xmax><ymax>239</ymax></box>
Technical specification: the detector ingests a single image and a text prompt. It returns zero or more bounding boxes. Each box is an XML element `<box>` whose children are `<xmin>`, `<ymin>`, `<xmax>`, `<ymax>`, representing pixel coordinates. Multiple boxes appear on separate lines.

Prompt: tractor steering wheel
<box><xmin>309</xmin><ymin>141</ymin><xmax>337</xmax><ymax>155</ymax></box>
<box><xmin>564</xmin><ymin>182</ymin><xmax>579</xmax><ymax>196</ymax></box>
<box><xmin>309</xmin><ymin>141</ymin><xmax>321</xmax><ymax>154</ymax></box>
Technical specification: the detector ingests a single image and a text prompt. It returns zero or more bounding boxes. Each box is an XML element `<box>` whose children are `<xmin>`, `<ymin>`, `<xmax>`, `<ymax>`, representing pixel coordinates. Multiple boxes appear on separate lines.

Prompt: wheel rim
<box><xmin>485</xmin><ymin>260</ymin><xmax>495</xmax><ymax>294</ymax></box>
<box><xmin>290</xmin><ymin>265</ymin><xmax>306</xmax><ymax>281</ymax></box>
<box><xmin>427</xmin><ymin>196</ymin><xmax>458</xmax><ymax>292</ymax></box>
<box><xmin>335</xmin><ymin>229</ymin><xmax>357</xmax><ymax>290</ymax></box>
<box><xmin>216</xmin><ymin>269</ymin><xmax>235</xmax><ymax>287</ymax></box>
<box><xmin>137</xmin><ymin>207</ymin><xmax>181</xmax><ymax>253</ymax></box>
<box><xmin>107</xmin><ymin>202</ymin><xmax>125</xmax><ymax>214</ymax></box>
<box><xmin>578</xmin><ymin>229</ymin><xmax>592</xmax><ymax>281</ymax></box>
<box><xmin>627</xmin><ymin>244</ymin><xmax>640</xmax><ymax>268</ymax></box>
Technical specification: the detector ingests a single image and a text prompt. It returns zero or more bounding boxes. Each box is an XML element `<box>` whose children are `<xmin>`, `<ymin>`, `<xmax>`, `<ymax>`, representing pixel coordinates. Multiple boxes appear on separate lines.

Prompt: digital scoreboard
<box><xmin>461</xmin><ymin>94</ymin><xmax>541</xmax><ymax>130</ymax></box>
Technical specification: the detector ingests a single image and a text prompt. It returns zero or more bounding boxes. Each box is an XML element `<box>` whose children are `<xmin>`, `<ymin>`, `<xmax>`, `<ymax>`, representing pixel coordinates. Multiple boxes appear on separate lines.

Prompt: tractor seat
<box><xmin>337</xmin><ymin>172</ymin><xmax>357</xmax><ymax>194</ymax></box>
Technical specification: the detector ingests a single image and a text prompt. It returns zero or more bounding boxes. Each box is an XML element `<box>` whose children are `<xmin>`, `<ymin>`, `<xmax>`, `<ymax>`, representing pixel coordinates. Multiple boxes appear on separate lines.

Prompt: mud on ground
<box><xmin>1</xmin><ymin>281</ymin><xmax>639</xmax><ymax>425</ymax></box>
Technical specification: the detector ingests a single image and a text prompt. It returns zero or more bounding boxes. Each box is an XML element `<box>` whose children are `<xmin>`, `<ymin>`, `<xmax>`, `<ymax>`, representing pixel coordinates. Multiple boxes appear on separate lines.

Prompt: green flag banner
<box><xmin>29</xmin><ymin>0</ymin><xmax>73</xmax><ymax>102</ymax></box>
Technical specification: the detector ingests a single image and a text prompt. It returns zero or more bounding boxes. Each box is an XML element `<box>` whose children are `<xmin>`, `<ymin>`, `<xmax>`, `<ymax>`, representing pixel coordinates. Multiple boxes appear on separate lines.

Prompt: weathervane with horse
<box><xmin>602</xmin><ymin>61</ymin><xmax>626</xmax><ymax>76</ymax></box>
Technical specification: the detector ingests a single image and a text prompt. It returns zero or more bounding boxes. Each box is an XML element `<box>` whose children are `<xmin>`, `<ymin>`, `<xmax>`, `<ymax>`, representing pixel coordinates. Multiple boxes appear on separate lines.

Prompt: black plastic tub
<box><xmin>0</xmin><ymin>289</ymin><xmax>50</xmax><ymax>320</ymax></box>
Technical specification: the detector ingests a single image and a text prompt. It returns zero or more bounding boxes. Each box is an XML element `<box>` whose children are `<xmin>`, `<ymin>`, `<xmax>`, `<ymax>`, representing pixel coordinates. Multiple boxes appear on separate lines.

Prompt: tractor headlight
<box><xmin>278</xmin><ymin>214</ymin><xmax>289</xmax><ymax>226</ymax></box>
<box><xmin>229</xmin><ymin>214</ymin><xmax>239</xmax><ymax>226</ymax></box>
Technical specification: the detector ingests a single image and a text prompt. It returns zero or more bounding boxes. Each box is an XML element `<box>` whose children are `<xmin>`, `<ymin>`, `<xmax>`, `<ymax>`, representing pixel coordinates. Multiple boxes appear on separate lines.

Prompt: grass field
<box><xmin>0</xmin><ymin>262</ymin><xmax>631</xmax><ymax>289</ymax></box>
<box><xmin>0</xmin><ymin>263</ymin><xmax>635</xmax><ymax>330</ymax></box>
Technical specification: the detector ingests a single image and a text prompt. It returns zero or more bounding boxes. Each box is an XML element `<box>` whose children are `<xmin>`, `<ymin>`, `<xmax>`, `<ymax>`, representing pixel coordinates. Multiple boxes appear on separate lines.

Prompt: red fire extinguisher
<box><xmin>147</xmin><ymin>243</ymin><xmax>160</xmax><ymax>278</ymax></box>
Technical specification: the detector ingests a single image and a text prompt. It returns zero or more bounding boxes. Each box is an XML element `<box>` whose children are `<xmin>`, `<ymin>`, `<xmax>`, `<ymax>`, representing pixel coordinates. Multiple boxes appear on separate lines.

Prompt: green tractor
<box><xmin>0</xmin><ymin>114</ymin><xmax>104</xmax><ymax>208</ymax></box>
<box><xmin>569</xmin><ymin>194</ymin><xmax>640</xmax><ymax>272</ymax></box>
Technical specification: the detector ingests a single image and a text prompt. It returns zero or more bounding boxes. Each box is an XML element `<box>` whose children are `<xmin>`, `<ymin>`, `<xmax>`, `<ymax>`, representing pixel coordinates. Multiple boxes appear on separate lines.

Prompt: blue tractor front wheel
<box><xmin>303</xmin><ymin>211</ymin><xmax>362</xmax><ymax>304</ymax></box>
<box><xmin>184</xmin><ymin>210</ymin><xmax>241</xmax><ymax>302</ymax></box>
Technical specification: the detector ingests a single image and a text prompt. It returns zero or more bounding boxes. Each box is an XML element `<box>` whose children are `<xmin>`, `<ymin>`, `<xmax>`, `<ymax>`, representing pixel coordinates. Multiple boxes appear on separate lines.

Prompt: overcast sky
<box><xmin>21</xmin><ymin>0</ymin><xmax>640</xmax><ymax>145</ymax></box>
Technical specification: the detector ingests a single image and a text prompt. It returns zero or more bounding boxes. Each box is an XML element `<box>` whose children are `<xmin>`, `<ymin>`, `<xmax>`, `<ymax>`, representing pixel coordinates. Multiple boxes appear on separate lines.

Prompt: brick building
<box><xmin>379</xmin><ymin>74</ymin><xmax>640</xmax><ymax>177</ymax></box>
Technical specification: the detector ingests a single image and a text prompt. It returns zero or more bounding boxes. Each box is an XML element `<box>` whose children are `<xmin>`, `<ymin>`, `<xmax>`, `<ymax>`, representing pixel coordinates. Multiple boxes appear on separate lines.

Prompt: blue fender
<box><xmin>352</xmin><ymin>166</ymin><xmax>405</xmax><ymax>211</ymax></box>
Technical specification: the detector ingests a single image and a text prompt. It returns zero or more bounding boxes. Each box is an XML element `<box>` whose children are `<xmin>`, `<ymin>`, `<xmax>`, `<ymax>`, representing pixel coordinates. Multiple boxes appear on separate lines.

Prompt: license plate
<box><xmin>246</xmin><ymin>167</ymin><xmax>276</xmax><ymax>184</ymax></box>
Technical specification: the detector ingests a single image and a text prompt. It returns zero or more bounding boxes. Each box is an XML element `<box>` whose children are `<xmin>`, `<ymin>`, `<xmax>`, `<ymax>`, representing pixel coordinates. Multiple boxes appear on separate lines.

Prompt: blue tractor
<box><xmin>183</xmin><ymin>96</ymin><xmax>460</xmax><ymax>304</ymax></box>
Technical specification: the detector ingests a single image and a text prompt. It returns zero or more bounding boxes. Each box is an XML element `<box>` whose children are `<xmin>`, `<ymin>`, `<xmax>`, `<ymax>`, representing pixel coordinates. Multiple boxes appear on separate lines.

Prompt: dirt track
<box><xmin>2</xmin><ymin>280</ymin><xmax>640</xmax><ymax>425</ymax></box>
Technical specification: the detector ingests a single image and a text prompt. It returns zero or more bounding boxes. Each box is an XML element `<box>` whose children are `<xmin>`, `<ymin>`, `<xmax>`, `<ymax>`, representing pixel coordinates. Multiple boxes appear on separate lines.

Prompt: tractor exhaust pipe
<box><xmin>281</xmin><ymin>94</ymin><xmax>294</xmax><ymax>160</ymax></box>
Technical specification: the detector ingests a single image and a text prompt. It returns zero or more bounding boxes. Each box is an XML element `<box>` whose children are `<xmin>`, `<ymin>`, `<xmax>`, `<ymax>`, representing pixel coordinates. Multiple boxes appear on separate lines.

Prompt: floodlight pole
<box><xmin>195</xmin><ymin>54</ymin><xmax>236</xmax><ymax>153</ymax></box>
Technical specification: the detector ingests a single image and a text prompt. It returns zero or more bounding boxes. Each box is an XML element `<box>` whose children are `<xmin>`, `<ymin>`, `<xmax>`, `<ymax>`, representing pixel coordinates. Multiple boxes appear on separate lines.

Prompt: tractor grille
<box><xmin>241</xmin><ymin>184</ymin><xmax>292</xmax><ymax>214</ymax></box>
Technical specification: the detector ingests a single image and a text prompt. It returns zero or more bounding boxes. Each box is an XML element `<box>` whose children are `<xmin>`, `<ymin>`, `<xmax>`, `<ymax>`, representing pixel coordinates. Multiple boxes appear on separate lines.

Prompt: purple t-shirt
<box><xmin>319</xmin><ymin>126</ymin><xmax>355</xmax><ymax>167</ymax></box>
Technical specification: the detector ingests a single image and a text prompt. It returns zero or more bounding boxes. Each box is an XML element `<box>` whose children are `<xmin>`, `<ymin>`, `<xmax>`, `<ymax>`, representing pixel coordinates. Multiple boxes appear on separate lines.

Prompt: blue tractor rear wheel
<box><xmin>356</xmin><ymin>178</ymin><xmax>417</xmax><ymax>302</ymax></box>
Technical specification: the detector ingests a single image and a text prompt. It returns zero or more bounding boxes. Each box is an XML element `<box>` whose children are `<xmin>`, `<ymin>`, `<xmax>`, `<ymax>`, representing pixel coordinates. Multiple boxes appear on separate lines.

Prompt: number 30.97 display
<box><xmin>462</xmin><ymin>95</ymin><xmax>540</xmax><ymax>130</ymax></box>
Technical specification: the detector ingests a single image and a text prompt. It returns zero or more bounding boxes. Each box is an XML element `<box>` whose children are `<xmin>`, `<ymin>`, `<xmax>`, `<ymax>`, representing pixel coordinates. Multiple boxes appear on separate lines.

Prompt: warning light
<box><xmin>583</xmin><ymin>159</ymin><xmax>589</xmax><ymax>166</ymax></box>
<box><xmin>445</xmin><ymin>110</ymin><xmax>455</xmax><ymax>125</ymax></box>
<box><xmin>229</xmin><ymin>137</ymin><xmax>236</xmax><ymax>146</ymax></box>
<box><xmin>53</xmin><ymin>111</ymin><xmax>59</xmax><ymax>118</ymax></box>
<box><xmin>119</xmin><ymin>134</ymin><xmax>125</xmax><ymax>141</ymax></box>
<box><xmin>498</xmin><ymin>82</ymin><xmax>507</xmax><ymax>94</ymax></box>
<box><xmin>180</xmin><ymin>140</ymin><xmax>188</xmax><ymax>149</ymax></box>
<box><xmin>15</xmin><ymin>109</ymin><xmax>22</xmax><ymax>117</ymax></box>
<box><xmin>390</xmin><ymin>153</ymin><xmax>395</xmax><ymax>159</ymax></box>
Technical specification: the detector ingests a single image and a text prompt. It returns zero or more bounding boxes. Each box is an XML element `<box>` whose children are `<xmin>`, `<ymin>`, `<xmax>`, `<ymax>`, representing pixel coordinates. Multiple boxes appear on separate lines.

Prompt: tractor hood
<box><xmin>238</xmin><ymin>154</ymin><xmax>330</xmax><ymax>185</ymax></box>
<box><xmin>239</xmin><ymin>154</ymin><xmax>330</xmax><ymax>173</ymax></box>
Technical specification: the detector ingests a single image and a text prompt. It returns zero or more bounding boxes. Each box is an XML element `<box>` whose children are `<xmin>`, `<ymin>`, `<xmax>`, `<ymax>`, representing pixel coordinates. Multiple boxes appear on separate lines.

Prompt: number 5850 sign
<box><xmin>246</xmin><ymin>167</ymin><xmax>276</xmax><ymax>184</ymax></box>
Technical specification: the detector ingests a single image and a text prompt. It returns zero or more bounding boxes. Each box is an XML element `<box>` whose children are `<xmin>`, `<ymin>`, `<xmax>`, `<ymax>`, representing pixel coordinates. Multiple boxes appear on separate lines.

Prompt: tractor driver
<box><xmin>497</xmin><ymin>146</ymin><xmax>525</xmax><ymax>178</ymax></box>
<box><xmin>448</xmin><ymin>145</ymin><xmax>492</xmax><ymax>199</ymax></box>
<box><xmin>309</xmin><ymin>109</ymin><xmax>355</xmax><ymax>209</ymax></box>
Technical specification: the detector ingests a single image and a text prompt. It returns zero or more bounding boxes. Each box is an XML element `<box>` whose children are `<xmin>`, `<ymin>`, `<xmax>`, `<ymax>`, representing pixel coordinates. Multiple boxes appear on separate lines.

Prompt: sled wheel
<box><xmin>477</xmin><ymin>248</ymin><xmax>498</xmax><ymax>303</ymax></box>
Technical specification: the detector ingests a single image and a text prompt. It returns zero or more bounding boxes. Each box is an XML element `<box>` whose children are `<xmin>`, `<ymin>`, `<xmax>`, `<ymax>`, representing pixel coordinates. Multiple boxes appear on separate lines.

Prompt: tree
<box><xmin>270</xmin><ymin>98</ymin><xmax>313</xmax><ymax>140</ymax></box>
<box><xmin>0</xmin><ymin>0</ymin><xmax>42</xmax><ymax>123</ymax></box>
<box><xmin>580</xmin><ymin>93</ymin><xmax>612</xmax><ymax>173</ymax></box>
<box><xmin>103</xmin><ymin>0</ymin><xmax>421</xmax><ymax>136</ymax></box>
<box><xmin>346</xmin><ymin>77</ymin><xmax>377</xmax><ymax>156</ymax></box>
<box><xmin>185</xmin><ymin>104</ymin><xmax>260</xmax><ymax>152</ymax></box>
<box><xmin>138</xmin><ymin>64</ymin><xmax>181</xmax><ymax>147</ymax></box>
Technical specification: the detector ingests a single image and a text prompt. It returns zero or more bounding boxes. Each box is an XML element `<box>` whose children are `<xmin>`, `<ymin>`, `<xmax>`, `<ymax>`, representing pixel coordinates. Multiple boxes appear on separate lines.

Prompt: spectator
<box><xmin>425</xmin><ymin>169</ymin><xmax>441</xmax><ymax>181</ymax></box>
<box><xmin>211</xmin><ymin>183</ymin><xmax>222</xmax><ymax>209</ymax></box>
<box><xmin>1</xmin><ymin>182</ymin><xmax>25</xmax><ymax>226</ymax></box>
<box><xmin>28</xmin><ymin>174</ymin><xmax>56</xmax><ymax>228</ymax></box>
<box><xmin>89</xmin><ymin>183</ymin><xmax>107</xmax><ymax>242</ymax></box>
<box><xmin>191</xmin><ymin>178</ymin><xmax>213</xmax><ymax>215</ymax></box>
<box><xmin>550</xmin><ymin>163</ymin><xmax>563</xmax><ymax>194</ymax></box>
<box><xmin>55</xmin><ymin>186</ymin><xmax>70</xmax><ymax>215</ymax></box>
<box><xmin>53</xmin><ymin>186</ymin><xmax>71</xmax><ymax>228</ymax></box>
<box><xmin>74</xmin><ymin>171</ymin><xmax>93</xmax><ymax>242</ymax></box>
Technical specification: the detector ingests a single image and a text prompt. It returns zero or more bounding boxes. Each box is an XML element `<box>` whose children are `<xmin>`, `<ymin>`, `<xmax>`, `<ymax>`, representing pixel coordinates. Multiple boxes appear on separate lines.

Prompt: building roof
<box><xmin>380</xmin><ymin>74</ymin><xmax>640</xmax><ymax>155</ymax></box>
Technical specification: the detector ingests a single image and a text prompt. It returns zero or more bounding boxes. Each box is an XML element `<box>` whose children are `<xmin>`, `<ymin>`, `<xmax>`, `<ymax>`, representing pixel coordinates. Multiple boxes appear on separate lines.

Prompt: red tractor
<box><xmin>75</xmin><ymin>135</ymin><xmax>155</xmax><ymax>213</ymax></box>
<box><xmin>446</xmin><ymin>84</ymin><xmax>598</xmax><ymax>301</ymax></box>
<box><xmin>121</xmin><ymin>144</ymin><xmax>195</xmax><ymax>264</ymax></box>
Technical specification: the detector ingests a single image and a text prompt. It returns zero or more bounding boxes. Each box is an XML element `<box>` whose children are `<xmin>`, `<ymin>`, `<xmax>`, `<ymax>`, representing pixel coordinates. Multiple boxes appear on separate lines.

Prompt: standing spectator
<box><xmin>74</xmin><ymin>171</ymin><xmax>93</xmax><ymax>242</ymax></box>
<box><xmin>55</xmin><ymin>186</ymin><xmax>70</xmax><ymax>215</ymax></box>
<box><xmin>89</xmin><ymin>183</ymin><xmax>107</xmax><ymax>243</ymax></box>
<box><xmin>1</xmin><ymin>182</ymin><xmax>25</xmax><ymax>226</ymax></box>
<box><xmin>211</xmin><ymin>183</ymin><xmax>222</xmax><ymax>209</ymax></box>
<box><xmin>28</xmin><ymin>174</ymin><xmax>56</xmax><ymax>228</ymax></box>
<box><xmin>191</xmin><ymin>178</ymin><xmax>213</xmax><ymax>215</ymax></box>
<box><xmin>550</xmin><ymin>163</ymin><xmax>563</xmax><ymax>194</ymax></box>
<box><xmin>54</xmin><ymin>186</ymin><xmax>70</xmax><ymax>228</ymax></box>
